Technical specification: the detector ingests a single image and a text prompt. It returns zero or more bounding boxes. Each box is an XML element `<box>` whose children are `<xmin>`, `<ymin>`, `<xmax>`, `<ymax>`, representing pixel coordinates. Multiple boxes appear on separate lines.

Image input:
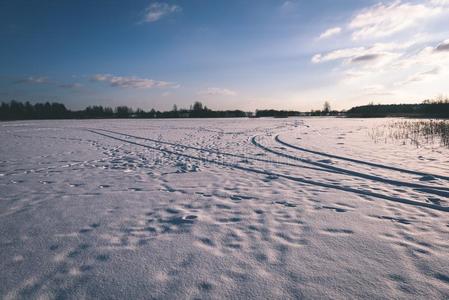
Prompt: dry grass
<box><xmin>370</xmin><ymin>120</ymin><xmax>449</xmax><ymax>148</ymax></box>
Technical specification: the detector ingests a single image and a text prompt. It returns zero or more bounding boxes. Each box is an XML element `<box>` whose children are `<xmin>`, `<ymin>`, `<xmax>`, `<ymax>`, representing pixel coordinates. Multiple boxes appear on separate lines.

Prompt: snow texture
<box><xmin>1</xmin><ymin>118</ymin><xmax>449</xmax><ymax>299</ymax></box>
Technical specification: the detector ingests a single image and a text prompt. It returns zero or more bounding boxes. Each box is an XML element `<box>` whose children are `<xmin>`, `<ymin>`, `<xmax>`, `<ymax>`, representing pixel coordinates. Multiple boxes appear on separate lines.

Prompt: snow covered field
<box><xmin>1</xmin><ymin>117</ymin><xmax>449</xmax><ymax>299</ymax></box>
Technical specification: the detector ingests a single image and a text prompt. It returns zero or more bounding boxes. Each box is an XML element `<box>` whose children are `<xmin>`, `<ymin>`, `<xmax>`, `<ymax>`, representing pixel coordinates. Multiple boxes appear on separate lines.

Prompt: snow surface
<box><xmin>1</xmin><ymin>117</ymin><xmax>449</xmax><ymax>299</ymax></box>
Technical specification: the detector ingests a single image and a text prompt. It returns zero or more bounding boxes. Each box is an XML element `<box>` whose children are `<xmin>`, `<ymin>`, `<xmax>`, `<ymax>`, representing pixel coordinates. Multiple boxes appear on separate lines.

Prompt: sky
<box><xmin>1</xmin><ymin>0</ymin><xmax>449</xmax><ymax>111</ymax></box>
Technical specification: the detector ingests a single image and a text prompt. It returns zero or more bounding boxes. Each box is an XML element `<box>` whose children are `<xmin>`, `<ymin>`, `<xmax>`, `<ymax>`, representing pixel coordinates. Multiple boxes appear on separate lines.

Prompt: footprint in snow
<box><xmin>128</xmin><ymin>187</ymin><xmax>143</xmax><ymax>191</ymax></box>
<box><xmin>274</xmin><ymin>201</ymin><xmax>297</xmax><ymax>208</ymax></box>
<box><xmin>316</xmin><ymin>205</ymin><xmax>348</xmax><ymax>213</ymax></box>
<box><xmin>166</xmin><ymin>208</ymin><xmax>181</xmax><ymax>214</ymax></box>
<box><xmin>230</xmin><ymin>194</ymin><xmax>253</xmax><ymax>201</ymax></box>
<box><xmin>372</xmin><ymin>215</ymin><xmax>412</xmax><ymax>225</ymax></box>
<box><xmin>69</xmin><ymin>183</ymin><xmax>84</xmax><ymax>187</ymax></box>
<box><xmin>322</xmin><ymin>228</ymin><xmax>354</xmax><ymax>235</ymax></box>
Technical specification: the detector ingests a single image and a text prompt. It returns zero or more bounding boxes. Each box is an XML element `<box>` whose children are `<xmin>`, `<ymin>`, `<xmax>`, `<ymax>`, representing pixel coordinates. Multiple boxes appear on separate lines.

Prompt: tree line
<box><xmin>0</xmin><ymin>101</ymin><xmax>71</xmax><ymax>120</ymax></box>
<box><xmin>346</xmin><ymin>97</ymin><xmax>449</xmax><ymax>118</ymax></box>
<box><xmin>0</xmin><ymin>100</ymin><xmax>340</xmax><ymax>120</ymax></box>
<box><xmin>0</xmin><ymin>101</ymin><xmax>250</xmax><ymax>120</ymax></box>
<box><xmin>3</xmin><ymin>98</ymin><xmax>446</xmax><ymax>120</ymax></box>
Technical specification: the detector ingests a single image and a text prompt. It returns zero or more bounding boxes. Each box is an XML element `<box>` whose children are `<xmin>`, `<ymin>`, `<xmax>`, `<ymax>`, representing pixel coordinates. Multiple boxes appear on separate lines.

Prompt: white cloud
<box><xmin>319</xmin><ymin>27</ymin><xmax>342</xmax><ymax>39</ymax></box>
<box><xmin>431</xmin><ymin>0</ymin><xmax>449</xmax><ymax>6</ymax></box>
<box><xmin>397</xmin><ymin>67</ymin><xmax>441</xmax><ymax>86</ymax></box>
<box><xmin>312</xmin><ymin>39</ymin><xmax>449</xmax><ymax>73</ymax></box>
<box><xmin>312</xmin><ymin>37</ymin><xmax>449</xmax><ymax>102</ymax></box>
<box><xmin>315</xmin><ymin>39</ymin><xmax>449</xmax><ymax>76</ymax></box>
<box><xmin>13</xmin><ymin>76</ymin><xmax>85</xmax><ymax>89</ymax></box>
<box><xmin>15</xmin><ymin>76</ymin><xmax>49</xmax><ymax>84</ymax></box>
<box><xmin>435</xmin><ymin>39</ymin><xmax>449</xmax><ymax>51</ymax></box>
<box><xmin>395</xmin><ymin>40</ymin><xmax>449</xmax><ymax>68</ymax></box>
<box><xmin>91</xmin><ymin>74</ymin><xmax>177</xmax><ymax>89</ymax></box>
<box><xmin>312</xmin><ymin>47</ymin><xmax>363</xmax><ymax>63</ymax></box>
<box><xmin>198</xmin><ymin>87</ymin><xmax>236</xmax><ymax>96</ymax></box>
<box><xmin>59</xmin><ymin>83</ymin><xmax>82</xmax><ymax>89</ymax></box>
<box><xmin>362</xmin><ymin>84</ymin><xmax>388</xmax><ymax>94</ymax></box>
<box><xmin>308</xmin><ymin>2</ymin><xmax>449</xmax><ymax>105</ymax></box>
<box><xmin>349</xmin><ymin>1</ymin><xmax>443</xmax><ymax>40</ymax></box>
<box><xmin>144</xmin><ymin>2</ymin><xmax>181</xmax><ymax>23</ymax></box>
<box><xmin>312</xmin><ymin>43</ymin><xmax>409</xmax><ymax>65</ymax></box>
<box><xmin>280</xmin><ymin>0</ymin><xmax>301</xmax><ymax>13</ymax></box>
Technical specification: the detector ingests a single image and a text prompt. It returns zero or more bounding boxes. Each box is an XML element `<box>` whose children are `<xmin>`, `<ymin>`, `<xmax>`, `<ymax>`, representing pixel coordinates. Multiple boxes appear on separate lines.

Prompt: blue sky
<box><xmin>1</xmin><ymin>0</ymin><xmax>449</xmax><ymax>111</ymax></box>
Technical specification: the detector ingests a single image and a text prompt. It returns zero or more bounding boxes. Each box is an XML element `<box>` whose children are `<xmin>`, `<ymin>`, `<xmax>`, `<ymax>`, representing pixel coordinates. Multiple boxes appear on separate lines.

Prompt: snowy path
<box><xmin>1</xmin><ymin>118</ymin><xmax>449</xmax><ymax>299</ymax></box>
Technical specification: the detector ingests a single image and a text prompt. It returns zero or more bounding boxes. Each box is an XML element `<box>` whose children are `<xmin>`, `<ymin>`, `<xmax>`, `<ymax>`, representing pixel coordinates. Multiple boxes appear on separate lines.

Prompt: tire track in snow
<box><xmin>88</xmin><ymin>128</ymin><xmax>334</xmax><ymax>174</ymax></box>
<box><xmin>87</xmin><ymin>129</ymin><xmax>449</xmax><ymax>213</ymax></box>
<box><xmin>275</xmin><ymin>134</ymin><xmax>449</xmax><ymax>182</ymax></box>
<box><xmin>251</xmin><ymin>136</ymin><xmax>449</xmax><ymax>198</ymax></box>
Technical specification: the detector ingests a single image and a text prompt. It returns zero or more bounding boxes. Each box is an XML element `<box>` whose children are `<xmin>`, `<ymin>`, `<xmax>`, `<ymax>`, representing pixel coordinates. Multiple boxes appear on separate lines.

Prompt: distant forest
<box><xmin>0</xmin><ymin>100</ymin><xmax>337</xmax><ymax>120</ymax></box>
<box><xmin>346</xmin><ymin>98</ymin><xmax>449</xmax><ymax>118</ymax></box>
<box><xmin>0</xmin><ymin>98</ymin><xmax>448</xmax><ymax>120</ymax></box>
<box><xmin>0</xmin><ymin>101</ymin><xmax>248</xmax><ymax>120</ymax></box>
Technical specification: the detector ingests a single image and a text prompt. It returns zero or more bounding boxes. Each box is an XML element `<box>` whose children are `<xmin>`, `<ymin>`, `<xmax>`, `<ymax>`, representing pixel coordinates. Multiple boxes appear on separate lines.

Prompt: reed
<box><xmin>369</xmin><ymin>120</ymin><xmax>449</xmax><ymax>148</ymax></box>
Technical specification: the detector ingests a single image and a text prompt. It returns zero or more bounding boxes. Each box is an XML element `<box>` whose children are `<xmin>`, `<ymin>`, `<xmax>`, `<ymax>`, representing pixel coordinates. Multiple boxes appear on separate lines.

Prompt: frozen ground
<box><xmin>1</xmin><ymin>117</ymin><xmax>449</xmax><ymax>299</ymax></box>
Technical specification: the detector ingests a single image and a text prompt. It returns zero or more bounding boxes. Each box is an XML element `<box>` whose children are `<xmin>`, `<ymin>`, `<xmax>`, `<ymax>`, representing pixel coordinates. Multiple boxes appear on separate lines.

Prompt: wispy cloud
<box><xmin>348</xmin><ymin>1</ymin><xmax>444</xmax><ymax>40</ymax></box>
<box><xmin>318</xmin><ymin>27</ymin><xmax>342</xmax><ymax>39</ymax></box>
<box><xmin>351</xmin><ymin>54</ymin><xmax>381</xmax><ymax>63</ymax></box>
<box><xmin>59</xmin><ymin>83</ymin><xmax>82</xmax><ymax>89</ymax></box>
<box><xmin>431</xmin><ymin>0</ymin><xmax>449</xmax><ymax>6</ymax></box>
<box><xmin>280</xmin><ymin>0</ymin><xmax>299</xmax><ymax>13</ymax></box>
<box><xmin>312</xmin><ymin>43</ymin><xmax>408</xmax><ymax>65</ymax></box>
<box><xmin>395</xmin><ymin>40</ymin><xmax>449</xmax><ymax>69</ymax></box>
<box><xmin>397</xmin><ymin>67</ymin><xmax>441</xmax><ymax>86</ymax></box>
<box><xmin>361</xmin><ymin>84</ymin><xmax>394</xmax><ymax>96</ymax></box>
<box><xmin>435</xmin><ymin>39</ymin><xmax>449</xmax><ymax>51</ymax></box>
<box><xmin>312</xmin><ymin>29</ymin><xmax>449</xmax><ymax>98</ymax></box>
<box><xmin>198</xmin><ymin>87</ymin><xmax>236</xmax><ymax>96</ymax></box>
<box><xmin>14</xmin><ymin>76</ymin><xmax>49</xmax><ymax>84</ymax></box>
<box><xmin>13</xmin><ymin>76</ymin><xmax>84</xmax><ymax>90</ymax></box>
<box><xmin>91</xmin><ymin>74</ymin><xmax>177</xmax><ymax>89</ymax></box>
<box><xmin>144</xmin><ymin>2</ymin><xmax>181</xmax><ymax>23</ymax></box>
